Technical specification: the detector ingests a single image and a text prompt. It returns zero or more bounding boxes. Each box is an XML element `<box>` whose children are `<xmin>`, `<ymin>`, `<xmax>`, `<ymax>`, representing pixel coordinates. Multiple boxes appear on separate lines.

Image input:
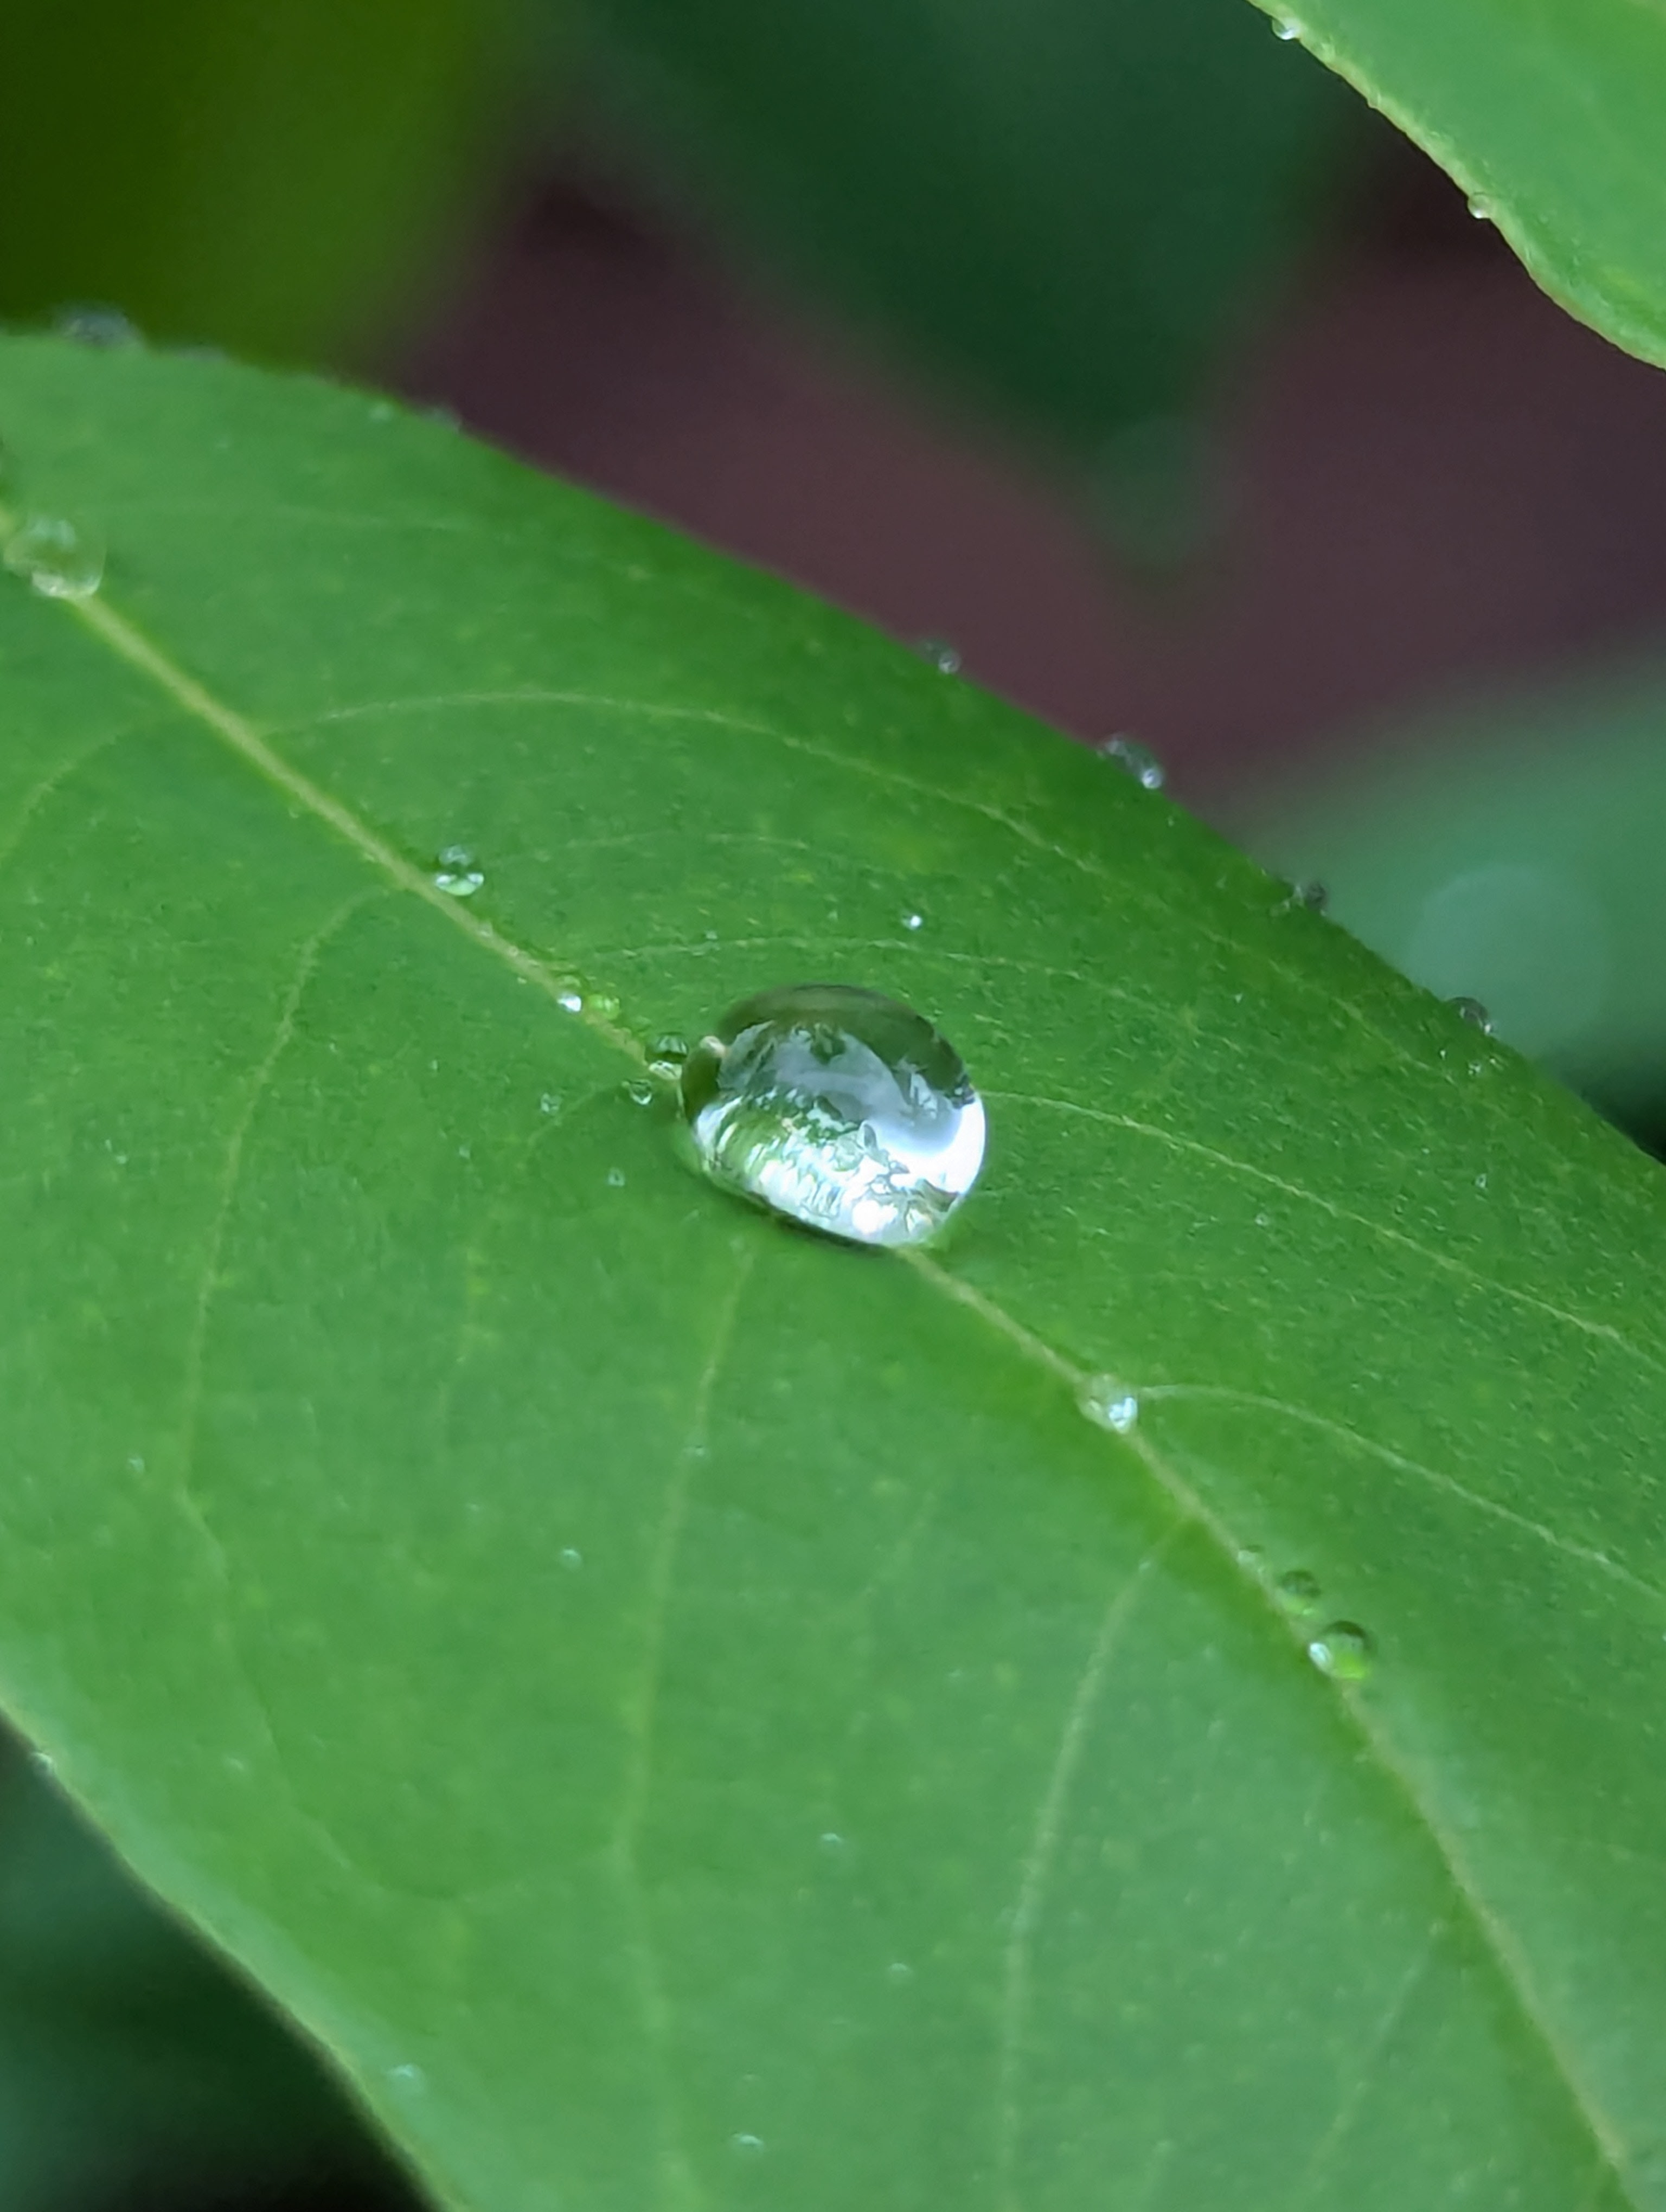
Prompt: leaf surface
<box><xmin>1263</xmin><ymin>0</ymin><xmax>1666</xmax><ymax>370</ymax></box>
<box><xmin>2</xmin><ymin>339</ymin><xmax>1666</xmax><ymax>2211</ymax></box>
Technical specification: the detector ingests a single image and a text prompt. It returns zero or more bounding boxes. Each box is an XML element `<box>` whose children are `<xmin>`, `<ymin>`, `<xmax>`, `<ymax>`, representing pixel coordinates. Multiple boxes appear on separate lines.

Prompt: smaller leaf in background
<box><xmin>1241</xmin><ymin>658</ymin><xmax>1666</xmax><ymax>1138</ymax></box>
<box><xmin>1262</xmin><ymin>0</ymin><xmax>1666</xmax><ymax>374</ymax></box>
<box><xmin>0</xmin><ymin>0</ymin><xmax>551</xmax><ymax>364</ymax></box>
<box><xmin>582</xmin><ymin>0</ymin><xmax>1363</xmax><ymax>553</ymax></box>
<box><xmin>0</xmin><ymin>1733</ymin><xmax>412</xmax><ymax>2212</ymax></box>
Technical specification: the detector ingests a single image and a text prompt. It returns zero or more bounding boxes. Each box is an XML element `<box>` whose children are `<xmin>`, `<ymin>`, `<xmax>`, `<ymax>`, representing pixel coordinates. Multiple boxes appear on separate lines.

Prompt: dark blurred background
<box><xmin>6</xmin><ymin>0</ymin><xmax>1666</xmax><ymax>2202</ymax></box>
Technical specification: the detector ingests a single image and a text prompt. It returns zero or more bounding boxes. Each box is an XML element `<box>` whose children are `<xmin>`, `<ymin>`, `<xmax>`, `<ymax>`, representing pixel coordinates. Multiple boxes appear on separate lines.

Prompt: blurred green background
<box><xmin>7</xmin><ymin>0</ymin><xmax>1666</xmax><ymax>2202</ymax></box>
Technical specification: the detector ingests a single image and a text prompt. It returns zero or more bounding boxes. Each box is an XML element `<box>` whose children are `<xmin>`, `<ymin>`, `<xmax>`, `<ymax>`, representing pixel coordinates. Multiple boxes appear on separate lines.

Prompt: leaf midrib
<box><xmin>20</xmin><ymin>564</ymin><xmax>1639</xmax><ymax>2208</ymax></box>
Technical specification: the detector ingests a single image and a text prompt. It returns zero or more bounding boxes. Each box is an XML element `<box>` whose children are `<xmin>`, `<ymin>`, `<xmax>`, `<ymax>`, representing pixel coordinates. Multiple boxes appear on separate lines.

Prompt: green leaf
<box><xmin>3</xmin><ymin>336</ymin><xmax>1666</xmax><ymax>2211</ymax></box>
<box><xmin>1263</xmin><ymin>0</ymin><xmax>1666</xmax><ymax>370</ymax></box>
<box><xmin>584</xmin><ymin>0</ymin><xmax>1358</xmax><ymax>476</ymax></box>
<box><xmin>1243</xmin><ymin>659</ymin><xmax>1666</xmax><ymax>1135</ymax></box>
<box><xmin>0</xmin><ymin>0</ymin><xmax>541</xmax><ymax>362</ymax></box>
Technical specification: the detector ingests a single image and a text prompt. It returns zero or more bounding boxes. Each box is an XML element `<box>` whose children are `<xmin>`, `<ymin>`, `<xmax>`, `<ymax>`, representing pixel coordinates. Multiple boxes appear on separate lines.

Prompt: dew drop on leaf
<box><xmin>1274</xmin><ymin>1569</ymin><xmax>1323</xmax><ymax>1618</ymax></box>
<box><xmin>432</xmin><ymin>845</ymin><xmax>484</xmax><ymax>897</ymax></box>
<box><xmin>1448</xmin><ymin>995</ymin><xmax>1494</xmax><ymax>1034</ymax></box>
<box><xmin>1272</xmin><ymin>15</ymin><xmax>1301</xmax><ymax>37</ymax></box>
<box><xmin>1098</xmin><ymin>735</ymin><xmax>1165</xmax><ymax>790</ymax></box>
<box><xmin>623</xmin><ymin>1078</ymin><xmax>656</xmax><ymax>1107</ymax></box>
<box><xmin>731</xmin><ymin>2134</ymin><xmax>766</xmax><ymax>2158</ymax></box>
<box><xmin>3</xmin><ymin>513</ymin><xmax>104</xmax><ymax>600</ymax></box>
<box><xmin>1078</xmin><ymin>1377</ymin><xmax>1140</xmax><ymax>1433</ymax></box>
<box><xmin>1282</xmin><ymin>879</ymin><xmax>1328</xmax><ymax>915</ymax></box>
<box><xmin>1306</xmin><ymin>1621</ymin><xmax>1376</xmax><ymax>1681</ymax></box>
<box><xmin>54</xmin><ymin>303</ymin><xmax>143</xmax><ymax>348</ymax></box>
<box><xmin>606</xmin><ymin>1167</ymin><xmax>626</xmax><ymax>1188</ymax></box>
<box><xmin>917</xmin><ymin>637</ymin><xmax>962</xmax><ymax>674</ymax></box>
<box><xmin>560</xmin><ymin>1547</ymin><xmax>582</xmax><ymax>1572</ymax></box>
<box><xmin>681</xmin><ymin>983</ymin><xmax>985</xmax><ymax>1248</ymax></box>
<box><xmin>902</xmin><ymin>910</ymin><xmax>925</xmax><ymax>931</ymax></box>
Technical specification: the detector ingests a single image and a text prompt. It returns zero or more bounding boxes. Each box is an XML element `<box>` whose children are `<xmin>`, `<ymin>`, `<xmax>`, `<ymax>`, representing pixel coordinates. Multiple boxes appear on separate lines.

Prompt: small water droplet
<box><xmin>389</xmin><ymin>2062</ymin><xmax>427</xmax><ymax>2092</ymax></box>
<box><xmin>606</xmin><ymin>1167</ymin><xmax>627</xmax><ymax>1188</ymax></box>
<box><xmin>648</xmin><ymin>1033</ymin><xmax>690</xmax><ymax>1078</ymax></box>
<box><xmin>4</xmin><ymin>513</ymin><xmax>104</xmax><ymax>600</ymax></box>
<box><xmin>560</xmin><ymin>1546</ymin><xmax>583</xmax><ymax>1571</ymax></box>
<box><xmin>887</xmin><ymin>1960</ymin><xmax>915</xmax><ymax>1984</ymax></box>
<box><xmin>54</xmin><ymin>303</ymin><xmax>142</xmax><ymax>348</ymax></box>
<box><xmin>588</xmin><ymin>988</ymin><xmax>623</xmax><ymax>1022</ymax></box>
<box><xmin>818</xmin><ymin>1830</ymin><xmax>845</xmax><ymax>1855</ymax></box>
<box><xmin>1098</xmin><ymin>736</ymin><xmax>1165</xmax><ymax>790</ymax></box>
<box><xmin>1475</xmin><ymin>1172</ymin><xmax>1488</xmax><ymax>1191</ymax></box>
<box><xmin>902</xmin><ymin>911</ymin><xmax>924</xmax><ymax>932</ymax></box>
<box><xmin>433</xmin><ymin>845</ymin><xmax>484</xmax><ymax>897</ymax></box>
<box><xmin>1283</xmin><ymin>879</ymin><xmax>1328</xmax><ymax>914</ymax></box>
<box><xmin>624</xmin><ymin>1078</ymin><xmax>656</xmax><ymax>1107</ymax></box>
<box><xmin>556</xmin><ymin>981</ymin><xmax>585</xmax><ymax>1014</ymax></box>
<box><xmin>1235</xmin><ymin>1543</ymin><xmax>1265</xmax><ymax>1570</ymax></box>
<box><xmin>1254</xmin><ymin>1211</ymin><xmax>1271</xmax><ymax>1229</ymax></box>
<box><xmin>127</xmin><ymin>1454</ymin><xmax>145</xmax><ymax>1473</ymax></box>
<box><xmin>1307</xmin><ymin>1620</ymin><xmax>1375</xmax><ymax>1680</ymax></box>
<box><xmin>1078</xmin><ymin>1377</ymin><xmax>1139</xmax><ymax>1433</ymax></box>
<box><xmin>1447</xmin><ymin>995</ymin><xmax>1494</xmax><ymax>1034</ymax></box>
<box><xmin>681</xmin><ymin>984</ymin><xmax>986</xmax><ymax>1248</ymax></box>
<box><xmin>1467</xmin><ymin>193</ymin><xmax>1494</xmax><ymax>221</ymax></box>
<box><xmin>539</xmin><ymin>1091</ymin><xmax>563</xmax><ymax>1116</ymax></box>
<box><xmin>731</xmin><ymin>2134</ymin><xmax>765</xmax><ymax>2158</ymax></box>
<box><xmin>422</xmin><ymin>402</ymin><xmax>462</xmax><ymax>431</ymax></box>
<box><xmin>29</xmin><ymin>1748</ymin><xmax>56</xmax><ymax>1778</ymax></box>
<box><xmin>918</xmin><ymin>637</ymin><xmax>962</xmax><ymax>674</ymax></box>
<box><xmin>1272</xmin><ymin>15</ymin><xmax>1301</xmax><ymax>36</ymax></box>
<box><xmin>1274</xmin><ymin>1569</ymin><xmax>1322</xmax><ymax>1619</ymax></box>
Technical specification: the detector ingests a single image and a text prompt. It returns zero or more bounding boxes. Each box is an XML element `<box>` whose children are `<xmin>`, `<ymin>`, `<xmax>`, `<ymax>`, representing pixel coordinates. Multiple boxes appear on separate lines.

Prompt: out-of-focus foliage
<box><xmin>0</xmin><ymin>0</ymin><xmax>548</xmax><ymax>363</ymax></box>
<box><xmin>1246</xmin><ymin>660</ymin><xmax>1666</xmax><ymax>1142</ymax></box>
<box><xmin>584</xmin><ymin>0</ymin><xmax>1362</xmax><ymax>549</ymax></box>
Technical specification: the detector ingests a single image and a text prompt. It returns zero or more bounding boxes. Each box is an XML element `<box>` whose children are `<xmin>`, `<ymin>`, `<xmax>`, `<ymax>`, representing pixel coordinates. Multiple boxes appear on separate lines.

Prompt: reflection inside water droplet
<box><xmin>648</xmin><ymin>1033</ymin><xmax>690</xmax><ymax>1078</ymax></box>
<box><xmin>624</xmin><ymin>1078</ymin><xmax>656</xmax><ymax>1107</ymax></box>
<box><xmin>1306</xmin><ymin>1621</ymin><xmax>1375</xmax><ymax>1680</ymax></box>
<box><xmin>433</xmin><ymin>845</ymin><xmax>484</xmax><ymax>897</ymax></box>
<box><xmin>1078</xmin><ymin>1377</ymin><xmax>1139</xmax><ymax>1433</ymax></box>
<box><xmin>1098</xmin><ymin>735</ymin><xmax>1165</xmax><ymax>790</ymax></box>
<box><xmin>1272</xmin><ymin>15</ymin><xmax>1300</xmax><ymax>35</ymax></box>
<box><xmin>918</xmin><ymin>637</ymin><xmax>961</xmax><ymax>674</ymax></box>
<box><xmin>1274</xmin><ymin>1569</ymin><xmax>1322</xmax><ymax>1618</ymax></box>
<box><xmin>681</xmin><ymin>984</ymin><xmax>985</xmax><ymax>1248</ymax></box>
<box><xmin>4</xmin><ymin>513</ymin><xmax>104</xmax><ymax>600</ymax></box>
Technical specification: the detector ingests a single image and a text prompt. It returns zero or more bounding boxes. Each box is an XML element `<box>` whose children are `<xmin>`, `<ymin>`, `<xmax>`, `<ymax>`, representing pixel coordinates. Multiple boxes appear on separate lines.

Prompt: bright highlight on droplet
<box><xmin>433</xmin><ymin>844</ymin><xmax>484</xmax><ymax>897</ymax></box>
<box><xmin>1306</xmin><ymin>1621</ymin><xmax>1375</xmax><ymax>1681</ymax></box>
<box><xmin>1447</xmin><ymin>995</ymin><xmax>1494</xmax><ymax>1034</ymax></box>
<box><xmin>681</xmin><ymin>983</ymin><xmax>985</xmax><ymax>1248</ymax></box>
<box><xmin>1098</xmin><ymin>735</ymin><xmax>1165</xmax><ymax>790</ymax></box>
<box><xmin>4</xmin><ymin>513</ymin><xmax>104</xmax><ymax>600</ymax></box>
<box><xmin>1078</xmin><ymin>1377</ymin><xmax>1139</xmax><ymax>1433</ymax></box>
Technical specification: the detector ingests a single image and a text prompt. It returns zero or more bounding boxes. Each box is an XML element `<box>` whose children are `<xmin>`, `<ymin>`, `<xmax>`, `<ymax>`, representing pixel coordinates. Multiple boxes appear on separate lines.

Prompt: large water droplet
<box><xmin>1467</xmin><ymin>194</ymin><xmax>1494</xmax><ymax>222</ymax></box>
<box><xmin>1078</xmin><ymin>1377</ymin><xmax>1139</xmax><ymax>1433</ymax></box>
<box><xmin>4</xmin><ymin>514</ymin><xmax>104</xmax><ymax>600</ymax></box>
<box><xmin>1447</xmin><ymin>995</ymin><xmax>1494</xmax><ymax>1034</ymax></box>
<box><xmin>54</xmin><ymin>303</ymin><xmax>142</xmax><ymax>348</ymax></box>
<box><xmin>681</xmin><ymin>983</ymin><xmax>985</xmax><ymax>1247</ymax></box>
<box><xmin>1274</xmin><ymin>1569</ymin><xmax>1322</xmax><ymax>1618</ymax></box>
<box><xmin>433</xmin><ymin>844</ymin><xmax>484</xmax><ymax>897</ymax></box>
<box><xmin>1099</xmin><ymin>736</ymin><xmax>1165</xmax><ymax>790</ymax></box>
<box><xmin>1272</xmin><ymin>15</ymin><xmax>1301</xmax><ymax>35</ymax></box>
<box><xmin>1306</xmin><ymin>1620</ymin><xmax>1375</xmax><ymax>1681</ymax></box>
<box><xmin>918</xmin><ymin>637</ymin><xmax>962</xmax><ymax>674</ymax></box>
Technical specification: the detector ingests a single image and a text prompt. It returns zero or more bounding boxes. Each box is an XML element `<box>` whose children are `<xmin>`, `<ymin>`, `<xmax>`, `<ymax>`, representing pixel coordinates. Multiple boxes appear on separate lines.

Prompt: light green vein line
<box><xmin>614</xmin><ymin>1244</ymin><xmax>755</xmax><ymax>2212</ymax></box>
<box><xmin>1140</xmin><ymin>1384</ymin><xmax>1666</xmax><ymax>1607</ymax></box>
<box><xmin>1290</xmin><ymin>1921</ymin><xmax>1445</xmax><ymax>2210</ymax></box>
<box><xmin>62</xmin><ymin>594</ymin><xmax>644</xmax><ymax>1065</ymax></box>
<box><xmin>994</xmin><ymin>1525</ymin><xmax>1184</xmax><ymax>2212</ymax></box>
<box><xmin>984</xmin><ymin>1086</ymin><xmax>1664</xmax><ymax>1379</ymax></box>
<box><xmin>32</xmin><ymin>573</ymin><xmax>1641</xmax><ymax>2206</ymax></box>
<box><xmin>900</xmin><ymin>1255</ymin><xmax>1638</xmax><ymax>2208</ymax></box>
